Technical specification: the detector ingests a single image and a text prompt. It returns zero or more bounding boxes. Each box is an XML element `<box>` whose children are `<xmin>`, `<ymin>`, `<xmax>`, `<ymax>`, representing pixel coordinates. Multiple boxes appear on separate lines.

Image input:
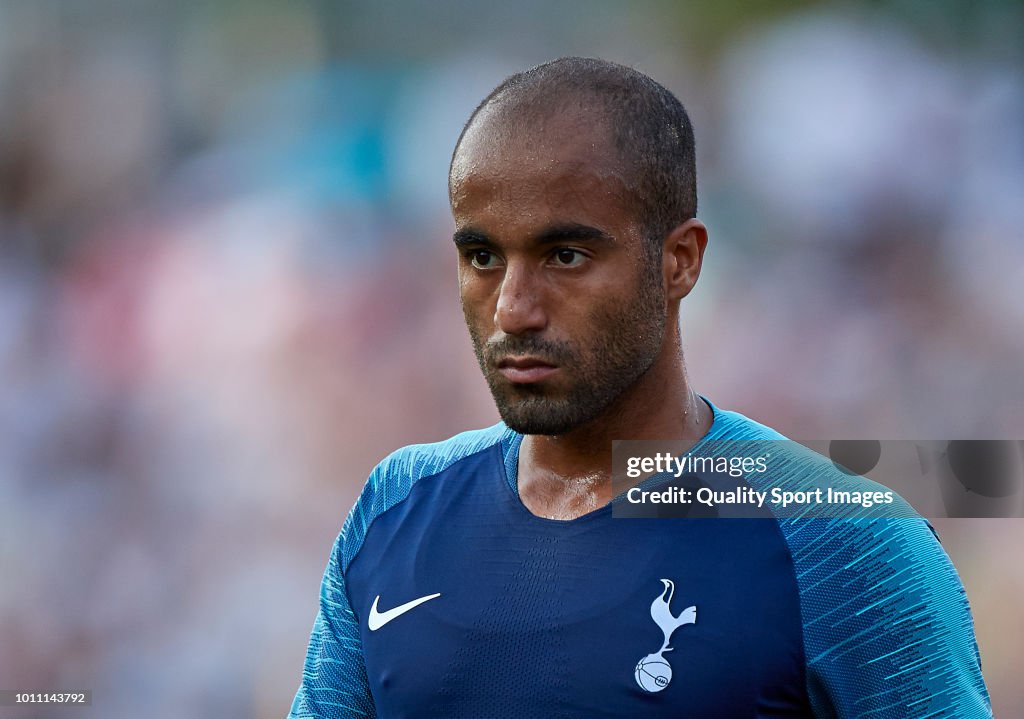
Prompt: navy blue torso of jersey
<box><xmin>348</xmin><ymin>442</ymin><xmax>807</xmax><ymax>718</ymax></box>
<box><xmin>288</xmin><ymin>401</ymin><xmax>991</xmax><ymax>719</ymax></box>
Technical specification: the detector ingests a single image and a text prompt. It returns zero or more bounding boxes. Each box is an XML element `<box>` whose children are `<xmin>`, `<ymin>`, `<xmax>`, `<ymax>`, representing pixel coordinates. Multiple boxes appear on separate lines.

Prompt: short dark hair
<box><xmin>451</xmin><ymin>57</ymin><xmax>697</xmax><ymax>249</ymax></box>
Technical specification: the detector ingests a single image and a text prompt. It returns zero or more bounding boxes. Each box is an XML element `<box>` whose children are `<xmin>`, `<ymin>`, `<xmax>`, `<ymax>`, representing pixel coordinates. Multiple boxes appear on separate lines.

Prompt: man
<box><xmin>288</xmin><ymin>58</ymin><xmax>991</xmax><ymax>717</ymax></box>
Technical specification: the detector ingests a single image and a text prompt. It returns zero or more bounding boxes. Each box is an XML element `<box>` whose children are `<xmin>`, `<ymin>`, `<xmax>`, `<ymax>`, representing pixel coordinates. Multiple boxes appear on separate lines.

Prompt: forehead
<box><xmin>449</xmin><ymin>107</ymin><xmax>639</xmax><ymax>232</ymax></box>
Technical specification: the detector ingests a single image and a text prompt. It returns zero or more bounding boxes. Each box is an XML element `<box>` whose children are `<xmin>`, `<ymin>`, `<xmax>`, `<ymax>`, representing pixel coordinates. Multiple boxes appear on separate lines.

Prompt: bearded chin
<box><xmin>488</xmin><ymin>381</ymin><xmax>592</xmax><ymax>436</ymax></box>
<box><xmin>467</xmin><ymin>264</ymin><xmax>667</xmax><ymax>437</ymax></box>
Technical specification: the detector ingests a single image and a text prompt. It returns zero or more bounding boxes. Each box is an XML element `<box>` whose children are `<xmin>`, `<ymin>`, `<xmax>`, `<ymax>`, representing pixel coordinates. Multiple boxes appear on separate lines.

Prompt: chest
<box><xmin>345</xmin><ymin>472</ymin><xmax>809</xmax><ymax>718</ymax></box>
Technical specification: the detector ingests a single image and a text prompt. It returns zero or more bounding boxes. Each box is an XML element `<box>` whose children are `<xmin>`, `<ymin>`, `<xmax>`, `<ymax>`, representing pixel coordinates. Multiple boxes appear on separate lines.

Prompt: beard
<box><xmin>465</xmin><ymin>264</ymin><xmax>667</xmax><ymax>436</ymax></box>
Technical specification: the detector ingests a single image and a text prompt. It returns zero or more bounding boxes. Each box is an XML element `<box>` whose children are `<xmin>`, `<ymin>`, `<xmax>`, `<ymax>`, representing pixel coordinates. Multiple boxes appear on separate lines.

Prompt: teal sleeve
<box><xmin>784</xmin><ymin>517</ymin><xmax>991</xmax><ymax>718</ymax></box>
<box><xmin>287</xmin><ymin>531</ymin><xmax>375</xmax><ymax>719</ymax></box>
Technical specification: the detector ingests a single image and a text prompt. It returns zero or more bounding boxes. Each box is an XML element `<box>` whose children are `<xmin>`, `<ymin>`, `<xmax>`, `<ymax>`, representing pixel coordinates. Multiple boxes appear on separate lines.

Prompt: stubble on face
<box><xmin>464</xmin><ymin>259</ymin><xmax>666</xmax><ymax>436</ymax></box>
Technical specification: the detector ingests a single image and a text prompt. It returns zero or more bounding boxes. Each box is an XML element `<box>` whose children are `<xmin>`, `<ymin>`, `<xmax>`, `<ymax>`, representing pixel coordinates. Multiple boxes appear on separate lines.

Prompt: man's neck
<box><xmin>515</xmin><ymin>361</ymin><xmax>713</xmax><ymax>520</ymax></box>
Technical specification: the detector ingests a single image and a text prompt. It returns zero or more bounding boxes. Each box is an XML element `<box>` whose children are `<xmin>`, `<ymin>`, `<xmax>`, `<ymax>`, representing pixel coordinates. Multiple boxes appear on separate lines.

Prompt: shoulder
<box><xmin>700</xmin><ymin>404</ymin><xmax>992</xmax><ymax>715</ymax></box>
<box><xmin>703</xmin><ymin>400</ymin><xmax>789</xmax><ymax>442</ymax></box>
<box><xmin>708</xmin><ymin>400</ymin><xmax>920</xmax><ymax>516</ymax></box>
<box><xmin>370</xmin><ymin>423</ymin><xmax>511</xmax><ymax>490</ymax></box>
<box><xmin>337</xmin><ymin>423</ymin><xmax>512</xmax><ymax>572</ymax></box>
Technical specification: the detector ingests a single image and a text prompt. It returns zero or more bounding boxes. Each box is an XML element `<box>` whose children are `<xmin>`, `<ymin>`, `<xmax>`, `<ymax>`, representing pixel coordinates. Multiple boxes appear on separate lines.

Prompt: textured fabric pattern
<box><xmin>339</xmin><ymin>424</ymin><xmax>510</xmax><ymax>574</ymax></box>
<box><xmin>706</xmin><ymin>407</ymin><xmax>992</xmax><ymax>718</ymax></box>
<box><xmin>288</xmin><ymin>533</ymin><xmax>375</xmax><ymax>718</ymax></box>
<box><xmin>787</xmin><ymin>516</ymin><xmax>990</xmax><ymax>718</ymax></box>
<box><xmin>288</xmin><ymin>424</ymin><xmax>509</xmax><ymax>719</ymax></box>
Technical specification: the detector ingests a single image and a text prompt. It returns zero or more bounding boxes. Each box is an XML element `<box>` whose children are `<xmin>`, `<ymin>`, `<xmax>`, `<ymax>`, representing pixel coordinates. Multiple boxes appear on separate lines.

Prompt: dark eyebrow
<box><xmin>533</xmin><ymin>223</ymin><xmax>615</xmax><ymax>246</ymax></box>
<box><xmin>452</xmin><ymin>228</ymin><xmax>493</xmax><ymax>248</ymax></box>
<box><xmin>452</xmin><ymin>223</ymin><xmax>615</xmax><ymax>248</ymax></box>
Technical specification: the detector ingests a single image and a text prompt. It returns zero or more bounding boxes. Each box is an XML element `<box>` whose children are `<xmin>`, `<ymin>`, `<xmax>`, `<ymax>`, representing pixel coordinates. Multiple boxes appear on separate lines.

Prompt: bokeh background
<box><xmin>1</xmin><ymin>0</ymin><xmax>1022</xmax><ymax>717</ymax></box>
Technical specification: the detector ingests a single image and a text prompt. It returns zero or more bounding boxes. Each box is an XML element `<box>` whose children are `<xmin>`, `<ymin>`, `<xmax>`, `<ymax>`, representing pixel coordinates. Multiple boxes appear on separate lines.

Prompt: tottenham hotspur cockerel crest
<box><xmin>634</xmin><ymin>579</ymin><xmax>697</xmax><ymax>693</ymax></box>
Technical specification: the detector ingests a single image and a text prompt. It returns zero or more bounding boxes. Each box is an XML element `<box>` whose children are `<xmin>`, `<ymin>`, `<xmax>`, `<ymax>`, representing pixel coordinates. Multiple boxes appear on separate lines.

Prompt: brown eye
<box><xmin>554</xmin><ymin>249</ymin><xmax>585</xmax><ymax>267</ymax></box>
<box><xmin>469</xmin><ymin>250</ymin><xmax>498</xmax><ymax>269</ymax></box>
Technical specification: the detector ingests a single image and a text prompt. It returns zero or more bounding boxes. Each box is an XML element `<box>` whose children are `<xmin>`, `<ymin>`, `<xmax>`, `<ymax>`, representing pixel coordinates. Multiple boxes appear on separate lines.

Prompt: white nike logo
<box><xmin>367</xmin><ymin>592</ymin><xmax>441</xmax><ymax>631</ymax></box>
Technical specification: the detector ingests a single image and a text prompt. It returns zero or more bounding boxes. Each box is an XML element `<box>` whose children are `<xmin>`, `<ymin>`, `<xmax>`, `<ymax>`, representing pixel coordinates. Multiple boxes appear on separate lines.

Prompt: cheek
<box><xmin>458</xmin><ymin>275</ymin><xmax>495</xmax><ymax>325</ymax></box>
<box><xmin>581</xmin><ymin>276</ymin><xmax>661</xmax><ymax>345</ymax></box>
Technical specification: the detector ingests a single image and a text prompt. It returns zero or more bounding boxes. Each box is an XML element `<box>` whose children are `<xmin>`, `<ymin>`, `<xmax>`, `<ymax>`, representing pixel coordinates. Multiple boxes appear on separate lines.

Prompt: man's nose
<box><xmin>495</xmin><ymin>264</ymin><xmax>548</xmax><ymax>335</ymax></box>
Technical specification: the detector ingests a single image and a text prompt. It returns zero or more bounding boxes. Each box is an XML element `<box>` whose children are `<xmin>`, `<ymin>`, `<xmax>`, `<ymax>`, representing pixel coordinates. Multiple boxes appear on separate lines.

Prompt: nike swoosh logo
<box><xmin>367</xmin><ymin>592</ymin><xmax>441</xmax><ymax>631</ymax></box>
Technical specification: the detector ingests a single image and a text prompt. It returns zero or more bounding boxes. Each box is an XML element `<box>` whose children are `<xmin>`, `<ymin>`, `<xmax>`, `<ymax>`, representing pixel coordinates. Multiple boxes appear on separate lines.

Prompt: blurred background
<box><xmin>0</xmin><ymin>0</ymin><xmax>1021</xmax><ymax>716</ymax></box>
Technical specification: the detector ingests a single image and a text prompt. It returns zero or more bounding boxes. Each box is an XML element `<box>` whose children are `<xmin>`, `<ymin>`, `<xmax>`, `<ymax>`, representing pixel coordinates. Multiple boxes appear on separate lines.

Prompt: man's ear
<box><xmin>663</xmin><ymin>219</ymin><xmax>708</xmax><ymax>300</ymax></box>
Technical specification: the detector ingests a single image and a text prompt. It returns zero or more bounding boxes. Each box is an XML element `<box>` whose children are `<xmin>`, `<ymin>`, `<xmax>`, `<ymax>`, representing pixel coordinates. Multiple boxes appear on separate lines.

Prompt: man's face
<box><xmin>449</xmin><ymin>108</ymin><xmax>668</xmax><ymax>435</ymax></box>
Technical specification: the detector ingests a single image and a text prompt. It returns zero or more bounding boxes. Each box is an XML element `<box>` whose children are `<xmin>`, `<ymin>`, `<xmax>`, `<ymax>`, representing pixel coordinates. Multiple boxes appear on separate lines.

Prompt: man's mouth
<box><xmin>496</xmin><ymin>356</ymin><xmax>559</xmax><ymax>384</ymax></box>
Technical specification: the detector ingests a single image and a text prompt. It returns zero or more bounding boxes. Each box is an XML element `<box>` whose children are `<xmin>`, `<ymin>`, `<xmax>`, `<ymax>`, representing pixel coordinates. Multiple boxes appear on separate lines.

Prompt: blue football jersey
<box><xmin>288</xmin><ymin>400</ymin><xmax>991</xmax><ymax>718</ymax></box>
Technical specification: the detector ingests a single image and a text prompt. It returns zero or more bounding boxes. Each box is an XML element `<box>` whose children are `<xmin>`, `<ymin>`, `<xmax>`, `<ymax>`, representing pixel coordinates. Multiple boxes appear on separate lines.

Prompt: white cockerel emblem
<box><xmin>634</xmin><ymin>579</ymin><xmax>697</xmax><ymax>692</ymax></box>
